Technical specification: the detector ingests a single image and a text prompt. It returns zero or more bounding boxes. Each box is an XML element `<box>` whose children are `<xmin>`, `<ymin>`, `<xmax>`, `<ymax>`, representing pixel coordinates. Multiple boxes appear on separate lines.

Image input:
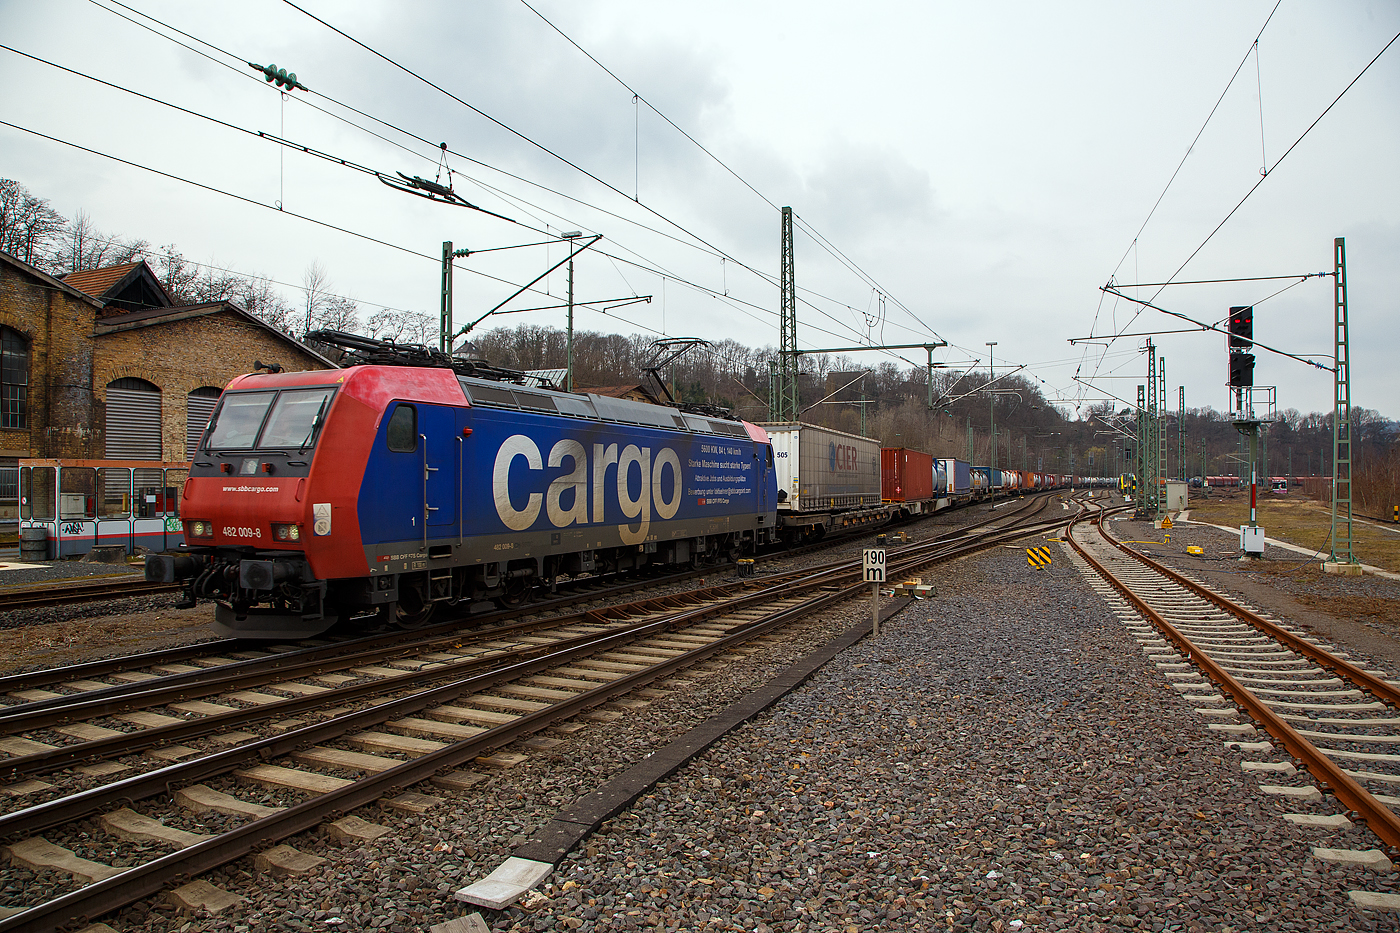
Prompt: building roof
<box><xmin>62</xmin><ymin>262</ymin><xmax>141</xmax><ymax>299</ymax></box>
<box><xmin>93</xmin><ymin>300</ymin><xmax>339</xmax><ymax>369</ymax></box>
<box><xmin>0</xmin><ymin>250</ymin><xmax>105</xmax><ymax>310</ymax></box>
<box><xmin>61</xmin><ymin>259</ymin><xmax>174</xmax><ymax>312</ymax></box>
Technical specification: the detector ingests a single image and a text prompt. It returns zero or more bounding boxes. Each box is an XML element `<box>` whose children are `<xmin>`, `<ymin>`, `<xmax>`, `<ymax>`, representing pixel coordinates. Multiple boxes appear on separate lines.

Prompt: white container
<box><xmin>760</xmin><ymin>422</ymin><xmax>882</xmax><ymax>512</ymax></box>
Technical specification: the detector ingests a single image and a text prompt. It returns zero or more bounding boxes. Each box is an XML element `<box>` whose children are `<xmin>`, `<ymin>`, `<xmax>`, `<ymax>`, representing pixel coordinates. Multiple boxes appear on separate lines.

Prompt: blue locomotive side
<box><xmin>356</xmin><ymin>401</ymin><xmax>778</xmax><ymax>566</ymax></box>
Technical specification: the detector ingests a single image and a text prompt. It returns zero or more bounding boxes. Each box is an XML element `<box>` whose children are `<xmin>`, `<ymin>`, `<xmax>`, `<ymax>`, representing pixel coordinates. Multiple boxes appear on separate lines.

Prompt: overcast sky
<box><xmin>2</xmin><ymin>0</ymin><xmax>1396</xmax><ymax>420</ymax></box>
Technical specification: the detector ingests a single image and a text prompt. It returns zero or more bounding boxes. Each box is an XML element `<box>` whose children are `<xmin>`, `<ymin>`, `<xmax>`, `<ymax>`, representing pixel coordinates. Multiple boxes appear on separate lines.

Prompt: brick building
<box><xmin>0</xmin><ymin>250</ymin><xmax>333</xmax><ymax>467</ymax></box>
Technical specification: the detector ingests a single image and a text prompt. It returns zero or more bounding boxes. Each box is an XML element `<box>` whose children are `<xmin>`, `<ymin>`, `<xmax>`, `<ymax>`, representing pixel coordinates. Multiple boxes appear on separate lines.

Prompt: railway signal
<box><xmin>1227</xmin><ymin>305</ymin><xmax>1254</xmax><ymax>387</ymax></box>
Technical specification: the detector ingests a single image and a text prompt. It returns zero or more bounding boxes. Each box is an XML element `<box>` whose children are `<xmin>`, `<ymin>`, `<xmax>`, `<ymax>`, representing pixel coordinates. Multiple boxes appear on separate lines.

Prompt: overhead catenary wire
<box><xmin>1107</xmin><ymin>23</ymin><xmax>1400</xmax><ymax>345</ymax></box>
<box><xmin>4</xmin><ymin>106</ymin><xmax>1018</xmax><ymax>408</ymax></box>
<box><xmin>0</xmin><ymin>35</ymin><xmax>820</xmax><ymax>350</ymax></box>
<box><xmin>1079</xmin><ymin>15</ymin><xmax>1398</xmax><ymax>409</ymax></box>
<box><xmin>1078</xmin><ymin>1</ymin><xmax>1284</xmax><ymax>408</ymax></box>
<box><xmin>1103</xmin><ymin>0</ymin><xmax>1285</xmax><ymax>289</ymax></box>
<box><xmin>515</xmin><ymin>0</ymin><xmax>940</xmax><ymax>347</ymax></box>
<box><xmin>61</xmin><ymin>2</ymin><xmax>1073</xmax><ymax>401</ymax></box>
<box><xmin>0</xmin><ymin>111</ymin><xmax>900</xmax><ymax>377</ymax></box>
<box><xmin>35</xmin><ymin>226</ymin><xmax>434</xmax><ymax>325</ymax></box>
<box><xmin>276</xmin><ymin>0</ymin><xmax>788</xmax><ymax>297</ymax></box>
<box><xmin>80</xmin><ymin>0</ymin><xmax>937</xmax><ymax>372</ymax></box>
<box><xmin>273</xmin><ymin>3</ymin><xmax>940</xmax><ymax>368</ymax></box>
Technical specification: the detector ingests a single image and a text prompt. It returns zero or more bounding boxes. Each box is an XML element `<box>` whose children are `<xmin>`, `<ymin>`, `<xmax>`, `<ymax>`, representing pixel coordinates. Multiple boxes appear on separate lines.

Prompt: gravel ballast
<box><xmin>23</xmin><ymin>503</ymin><xmax>1400</xmax><ymax>931</ymax></box>
<box><xmin>481</xmin><ymin>544</ymin><xmax>1398</xmax><ymax>931</ymax></box>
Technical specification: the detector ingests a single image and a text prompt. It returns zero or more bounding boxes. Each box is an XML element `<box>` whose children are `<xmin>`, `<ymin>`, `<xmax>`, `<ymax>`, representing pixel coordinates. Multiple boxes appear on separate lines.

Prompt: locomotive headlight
<box><xmin>187</xmin><ymin>520</ymin><xmax>214</xmax><ymax>538</ymax></box>
<box><xmin>272</xmin><ymin>523</ymin><xmax>301</xmax><ymax>542</ymax></box>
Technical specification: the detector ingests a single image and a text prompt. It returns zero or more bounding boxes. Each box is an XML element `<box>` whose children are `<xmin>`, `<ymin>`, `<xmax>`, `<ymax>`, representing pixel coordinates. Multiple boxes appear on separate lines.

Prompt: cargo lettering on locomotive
<box><xmin>493</xmin><ymin>434</ymin><xmax>684</xmax><ymax>544</ymax></box>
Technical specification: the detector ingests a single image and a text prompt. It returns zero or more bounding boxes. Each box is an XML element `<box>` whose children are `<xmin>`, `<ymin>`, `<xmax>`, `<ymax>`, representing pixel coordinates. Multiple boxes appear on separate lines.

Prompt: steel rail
<box><xmin>0</xmin><ymin>582</ymin><xmax>743</xmax><ymax>731</ymax></box>
<box><xmin>0</xmin><ymin>564</ymin><xmax>722</xmax><ymax>698</ymax></box>
<box><xmin>0</xmin><ymin>492</ymin><xmax>1078</xmax><ymax>930</ymax></box>
<box><xmin>0</xmin><ymin>620</ymin><xmax>649</xmax><ymax>780</ymax></box>
<box><xmin>0</xmin><ymin>494</ymin><xmax>1056</xmax><ymax>721</ymax></box>
<box><xmin>0</xmin><ymin>488</ymin><xmax>1054</xmax><ymax>706</ymax></box>
<box><xmin>0</xmin><ymin>560</ymin><xmax>858</xmax><ymax>828</ymax></box>
<box><xmin>0</xmin><ymin>564</ymin><xmax>879</xmax><ymax>932</ymax></box>
<box><xmin>0</xmin><ymin>504</ymin><xmax>1047</xmax><ymax>772</ymax></box>
<box><xmin>1097</xmin><ymin>521</ymin><xmax>1400</xmax><ymax>709</ymax></box>
<box><xmin>0</xmin><ymin>574</ymin><xmax>823</xmax><ymax>772</ymax></box>
<box><xmin>0</xmin><ymin>579</ymin><xmax>179</xmax><ymax>612</ymax></box>
<box><xmin>1066</xmin><ymin>511</ymin><xmax>1400</xmax><ymax>851</ymax></box>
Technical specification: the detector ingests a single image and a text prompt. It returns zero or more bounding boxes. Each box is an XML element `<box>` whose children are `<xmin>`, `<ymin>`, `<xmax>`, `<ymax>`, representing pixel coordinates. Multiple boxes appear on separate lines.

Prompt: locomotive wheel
<box><xmin>395</xmin><ymin>584</ymin><xmax>436</xmax><ymax>629</ymax></box>
<box><xmin>499</xmin><ymin>577</ymin><xmax>533</xmax><ymax>607</ymax></box>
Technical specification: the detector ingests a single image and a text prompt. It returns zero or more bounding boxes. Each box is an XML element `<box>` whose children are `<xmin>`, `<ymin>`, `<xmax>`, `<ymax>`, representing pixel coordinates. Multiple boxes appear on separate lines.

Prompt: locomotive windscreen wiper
<box><xmin>298</xmin><ymin>396</ymin><xmax>329</xmax><ymax>453</ymax></box>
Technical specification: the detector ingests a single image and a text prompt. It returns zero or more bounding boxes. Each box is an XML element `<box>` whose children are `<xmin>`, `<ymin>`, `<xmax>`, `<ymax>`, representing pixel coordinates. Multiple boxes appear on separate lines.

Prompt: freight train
<box><xmin>149</xmin><ymin>336</ymin><xmax>1100</xmax><ymax>638</ymax></box>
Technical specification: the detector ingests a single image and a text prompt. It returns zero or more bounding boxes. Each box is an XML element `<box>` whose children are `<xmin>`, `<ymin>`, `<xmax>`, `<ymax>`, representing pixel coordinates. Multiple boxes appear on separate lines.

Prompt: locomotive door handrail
<box><xmin>457</xmin><ymin>435</ymin><xmax>464</xmax><ymax>546</ymax></box>
<box><xmin>420</xmin><ymin>433</ymin><xmax>432</xmax><ymax>550</ymax></box>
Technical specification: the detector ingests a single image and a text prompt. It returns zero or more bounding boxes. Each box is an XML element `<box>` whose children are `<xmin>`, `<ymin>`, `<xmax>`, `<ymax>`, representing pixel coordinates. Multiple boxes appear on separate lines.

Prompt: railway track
<box><xmin>1066</xmin><ymin>508</ymin><xmax>1400</xmax><ymax>894</ymax></box>
<box><xmin>0</xmin><ymin>577</ymin><xmax>180</xmax><ymax>613</ymax></box>
<box><xmin>0</xmin><ymin>490</ymin><xmax>1087</xmax><ymax>930</ymax></box>
<box><xmin>0</xmin><ymin>489</ymin><xmax>1060</xmax><ymax>709</ymax></box>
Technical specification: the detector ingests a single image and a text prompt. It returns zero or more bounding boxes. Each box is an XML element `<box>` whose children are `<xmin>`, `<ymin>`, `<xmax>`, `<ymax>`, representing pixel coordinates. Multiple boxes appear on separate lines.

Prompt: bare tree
<box><xmin>235</xmin><ymin>276</ymin><xmax>297</xmax><ymax>333</ymax></box>
<box><xmin>302</xmin><ymin>261</ymin><xmax>330</xmax><ymax>334</ymax></box>
<box><xmin>400</xmin><ymin>310</ymin><xmax>434</xmax><ymax>345</ymax></box>
<box><xmin>366</xmin><ymin>308</ymin><xmax>406</xmax><ymax>342</ymax></box>
<box><xmin>154</xmin><ymin>246</ymin><xmax>201</xmax><ymax>304</ymax></box>
<box><xmin>50</xmin><ymin>210</ymin><xmax>148</xmax><ymax>273</ymax></box>
<box><xmin>314</xmin><ymin>294</ymin><xmax>360</xmax><ymax>333</ymax></box>
<box><xmin>0</xmin><ymin>178</ymin><xmax>66</xmax><ymax>269</ymax></box>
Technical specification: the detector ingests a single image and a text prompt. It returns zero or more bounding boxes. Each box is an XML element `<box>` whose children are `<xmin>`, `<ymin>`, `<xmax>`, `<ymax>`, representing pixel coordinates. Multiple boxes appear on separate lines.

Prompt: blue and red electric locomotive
<box><xmin>149</xmin><ymin>338</ymin><xmax>779</xmax><ymax>638</ymax></box>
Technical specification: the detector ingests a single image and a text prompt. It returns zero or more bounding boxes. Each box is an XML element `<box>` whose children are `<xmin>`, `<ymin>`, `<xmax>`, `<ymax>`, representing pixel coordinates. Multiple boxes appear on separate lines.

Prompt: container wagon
<box><xmin>761</xmin><ymin>422</ymin><xmax>883</xmax><ymax>539</ymax></box>
<box><xmin>969</xmin><ymin>466</ymin><xmax>992</xmax><ymax>499</ymax></box>
<box><xmin>939</xmin><ymin>459</ymin><xmax>971</xmax><ymax>500</ymax></box>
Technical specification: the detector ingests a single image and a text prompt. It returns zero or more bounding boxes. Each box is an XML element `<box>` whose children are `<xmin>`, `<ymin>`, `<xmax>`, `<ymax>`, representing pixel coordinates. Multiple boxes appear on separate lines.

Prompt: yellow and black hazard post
<box><xmin>1025</xmin><ymin>546</ymin><xmax>1053</xmax><ymax>570</ymax></box>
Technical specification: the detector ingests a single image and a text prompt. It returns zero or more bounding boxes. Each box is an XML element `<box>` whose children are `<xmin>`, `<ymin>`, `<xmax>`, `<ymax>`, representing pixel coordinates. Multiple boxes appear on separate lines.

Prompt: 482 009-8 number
<box><xmin>223</xmin><ymin>526</ymin><xmax>262</xmax><ymax>539</ymax></box>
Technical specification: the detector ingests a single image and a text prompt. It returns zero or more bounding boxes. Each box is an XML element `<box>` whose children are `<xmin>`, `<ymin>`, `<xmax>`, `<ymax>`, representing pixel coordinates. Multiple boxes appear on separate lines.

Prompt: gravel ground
<box><xmin>61</xmin><ymin>528</ymin><xmax>1395</xmax><ymax>933</ymax></box>
<box><xmin>0</xmin><ymin>554</ymin><xmax>146</xmax><ymax>587</ymax></box>
<box><xmin>459</xmin><ymin>545</ymin><xmax>1398</xmax><ymax>932</ymax></box>
<box><xmin>90</xmin><ymin>596</ymin><xmax>866</xmax><ymax>932</ymax></box>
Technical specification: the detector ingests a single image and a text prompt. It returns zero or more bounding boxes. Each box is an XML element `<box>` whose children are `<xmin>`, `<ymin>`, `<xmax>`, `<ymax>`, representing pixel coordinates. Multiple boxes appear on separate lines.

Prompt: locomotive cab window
<box><xmin>386</xmin><ymin>404</ymin><xmax>417</xmax><ymax>452</ymax></box>
<box><xmin>259</xmin><ymin>388</ymin><xmax>335</xmax><ymax>448</ymax></box>
<box><xmin>206</xmin><ymin>391</ymin><xmax>276</xmax><ymax>449</ymax></box>
<box><xmin>205</xmin><ymin>387</ymin><xmax>336</xmax><ymax>451</ymax></box>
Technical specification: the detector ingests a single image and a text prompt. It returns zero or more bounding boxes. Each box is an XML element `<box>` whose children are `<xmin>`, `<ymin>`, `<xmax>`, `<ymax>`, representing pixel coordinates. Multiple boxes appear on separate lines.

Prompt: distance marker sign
<box><xmin>862</xmin><ymin>548</ymin><xmax>886</xmax><ymax>583</ymax></box>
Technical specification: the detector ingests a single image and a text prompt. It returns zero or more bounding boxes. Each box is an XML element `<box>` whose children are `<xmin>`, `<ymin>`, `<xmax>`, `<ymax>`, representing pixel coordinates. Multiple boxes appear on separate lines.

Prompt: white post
<box><xmin>872</xmin><ymin>581</ymin><xmax>881</xmax><ymax>636</ymax></box>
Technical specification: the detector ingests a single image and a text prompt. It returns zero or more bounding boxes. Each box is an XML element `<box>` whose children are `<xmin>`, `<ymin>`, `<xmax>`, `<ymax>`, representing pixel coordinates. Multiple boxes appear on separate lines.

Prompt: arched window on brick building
<box><xmin>1</xmin><ymin>327</ymin><xmax>29</xmax><ymax>430</ymax></box>
<box><xmin>186</xmin><ymin>386</ymin><xmax>222</xmax><ymax>459</ymax></box>
<box><xmin>105</xmin><ymin>377</ymin><xmax>163</xmax><ymax>460</ymax></box>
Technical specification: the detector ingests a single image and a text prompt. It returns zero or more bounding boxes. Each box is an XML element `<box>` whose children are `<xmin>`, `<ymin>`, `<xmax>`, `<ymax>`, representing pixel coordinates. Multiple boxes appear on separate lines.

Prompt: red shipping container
<box><xmin>881</xmin><ymin>447</ymin><xmax>934</xmax><ymax>502</ymax></box>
